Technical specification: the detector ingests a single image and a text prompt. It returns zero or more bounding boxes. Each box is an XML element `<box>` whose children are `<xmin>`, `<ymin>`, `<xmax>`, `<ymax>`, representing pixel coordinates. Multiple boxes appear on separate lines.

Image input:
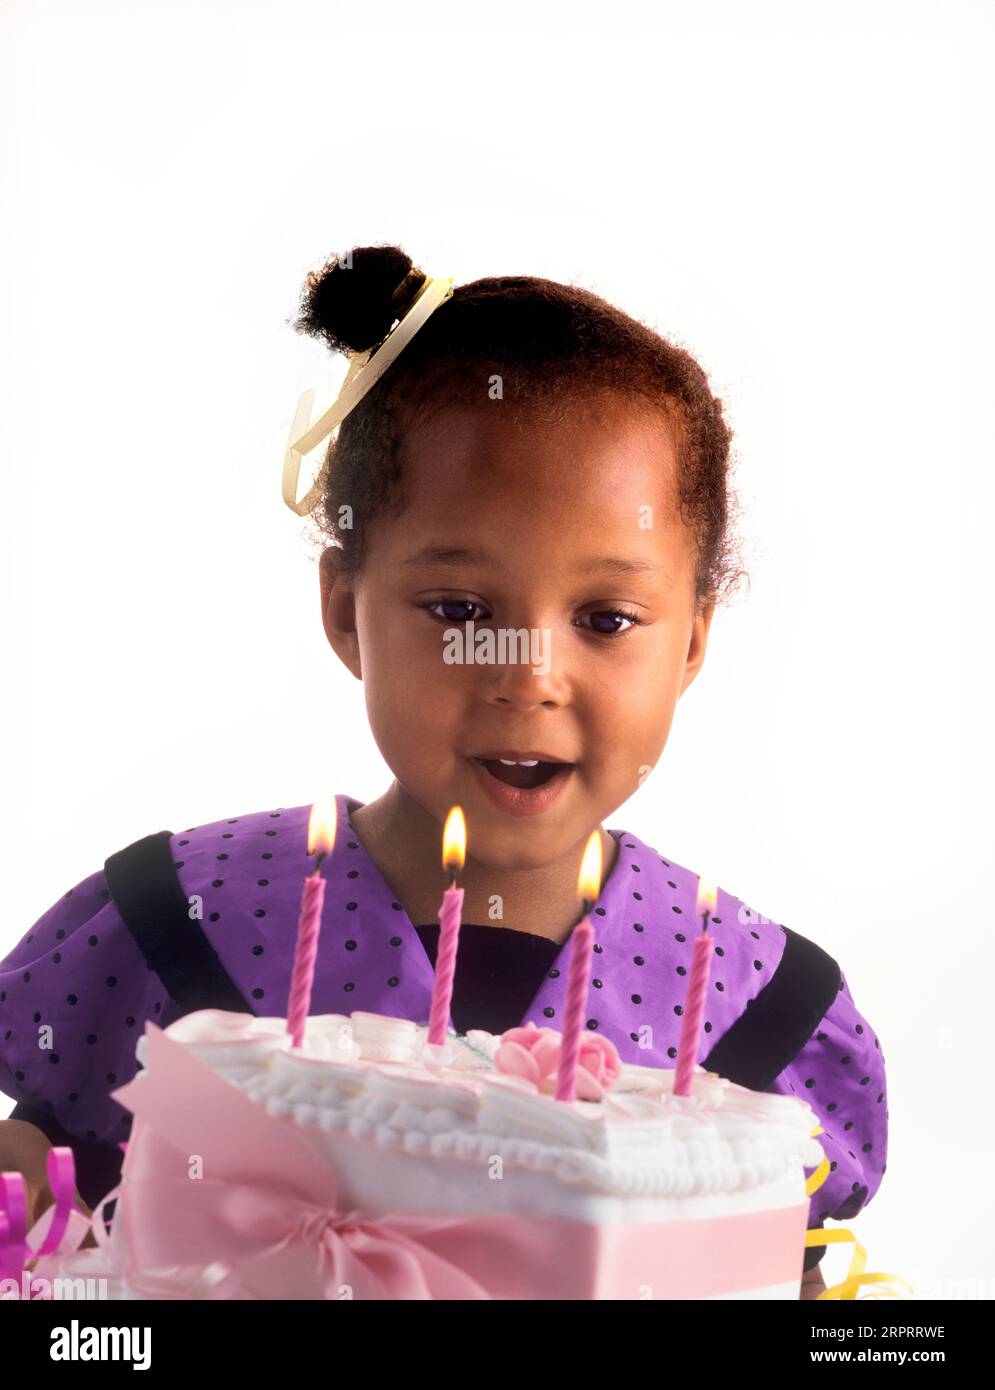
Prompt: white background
<box><xmin>2</xmin><ymin>0</ymin><xmax>992</xmax><ymax>1299</ymax></box>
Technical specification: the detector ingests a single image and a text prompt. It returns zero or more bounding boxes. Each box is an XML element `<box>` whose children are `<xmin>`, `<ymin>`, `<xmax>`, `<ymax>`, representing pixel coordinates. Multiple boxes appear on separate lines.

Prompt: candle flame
<box><xmin>577</xmin><ymin>830</ymin><xmax>603</xmax><ymax>903</ymax></box>
<box><xmin>307</xmin><ymin>798</ymin><xmax>337</xmax><ymax>857</ymax></box>
<box><xmin>442</xmin><ymin>805</ymin><xmax>466</xmax><ymax>872</ymax></box>
<box><xmin>696</xmin><ymin>877</ymin><xmax>718</xmax><ymax>919</ymax></box>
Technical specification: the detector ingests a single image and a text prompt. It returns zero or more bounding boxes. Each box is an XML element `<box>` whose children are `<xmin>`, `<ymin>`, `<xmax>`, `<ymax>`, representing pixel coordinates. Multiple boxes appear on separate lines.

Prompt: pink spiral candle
<box><xmin>427</xmin><ymin>881</ymin><xmax>465</xmax><ymax>1046</ymax></box>
<box><xmin>673</xmin><ymin>929</ymin><xmax>715</xmax><ymax>1097</ymax></box>
<box><xmin>287</xmin><ymin>870</ymin><xmax>326</xmax><ymax>1049</ymax></box>
<box><xmin>554</xmin><ymin>916</ymin><xmax>594</xmax><ymax>1101</ymax></box>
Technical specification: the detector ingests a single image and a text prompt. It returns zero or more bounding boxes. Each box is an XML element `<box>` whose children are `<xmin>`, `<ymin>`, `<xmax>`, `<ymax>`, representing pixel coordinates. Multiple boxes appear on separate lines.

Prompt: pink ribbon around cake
<box><xmin>1</xmin><ymin>1028</ymin><xmax>913</xmax><ymax>1300</ymax></box>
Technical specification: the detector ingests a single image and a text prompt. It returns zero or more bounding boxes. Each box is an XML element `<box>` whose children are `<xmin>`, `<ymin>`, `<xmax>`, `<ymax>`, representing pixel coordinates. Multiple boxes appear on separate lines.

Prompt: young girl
<box><xmin>0</xmin><ymin>245</ymin><xmax>886</xmax><ymax>1297</ymax></box>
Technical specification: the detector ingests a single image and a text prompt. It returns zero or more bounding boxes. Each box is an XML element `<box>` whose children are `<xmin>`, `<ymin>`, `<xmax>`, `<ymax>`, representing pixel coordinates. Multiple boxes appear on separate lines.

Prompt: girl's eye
<box><xmin>418</xmin><ymin>601</ymin><xmax>644</xmax><ymax>636</ymax></box>
<box><xmin>419</xmin><ymin>600</ymin><xmax>488</xmax><ymax>623</ymax></box>
<box><xmin>576</xmin><ymin>609</ymin><xmax>644</xmax><ymax>637</ymax></box>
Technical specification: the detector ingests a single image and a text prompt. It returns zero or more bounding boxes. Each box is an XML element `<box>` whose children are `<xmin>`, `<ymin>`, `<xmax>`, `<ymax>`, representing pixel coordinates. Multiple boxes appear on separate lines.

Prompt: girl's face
<box><xmin>321</xmin><ymin>394</ymin><xmax>714</xmax><ymax>870</ymax></box>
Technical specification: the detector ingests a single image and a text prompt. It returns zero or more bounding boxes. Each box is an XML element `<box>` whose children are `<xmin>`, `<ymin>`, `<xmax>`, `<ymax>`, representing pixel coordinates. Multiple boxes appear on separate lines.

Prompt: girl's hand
<box><xmin>22</xmin><ymin>1183</ymin><xmax>99</xmax><ymax>1267</ymax></box>
<box><xmin>30</xmin><ymin>1170</ymin><xmax>98</xmax><ymax>1249</ymax></box>
<box><xmin>1</xmin><ymin>1117</ymin><xmax>98</xmax><ymax>1252</ymax></box>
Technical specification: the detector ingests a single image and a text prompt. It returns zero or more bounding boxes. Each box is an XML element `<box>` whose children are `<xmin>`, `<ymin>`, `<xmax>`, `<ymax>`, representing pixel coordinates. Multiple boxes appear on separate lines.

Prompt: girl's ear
<box><xmin>680</xmin><ymin>595</ymin><xmax>716</xmax><ymax>695</ymax></box>
<box><xmin>319</xmin><ymin>548</ymin><xmax>363</xmax><ymax>680</ymax></box>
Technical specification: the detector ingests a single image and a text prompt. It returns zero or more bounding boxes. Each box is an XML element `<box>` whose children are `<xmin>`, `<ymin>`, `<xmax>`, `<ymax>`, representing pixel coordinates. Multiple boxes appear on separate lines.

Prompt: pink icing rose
<box><xmin>493</xmin><ymin>1021</ymin><xmax>622</xmax><ymax>1099</ymax></box>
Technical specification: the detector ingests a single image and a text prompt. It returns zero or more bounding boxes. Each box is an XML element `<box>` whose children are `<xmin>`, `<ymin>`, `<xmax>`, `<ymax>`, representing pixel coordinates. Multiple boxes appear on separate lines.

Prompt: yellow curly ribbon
<box><xmin>802</xmin><ymin>1125</ymin><xmax>914</xmax><ymax>1301</ymax></box>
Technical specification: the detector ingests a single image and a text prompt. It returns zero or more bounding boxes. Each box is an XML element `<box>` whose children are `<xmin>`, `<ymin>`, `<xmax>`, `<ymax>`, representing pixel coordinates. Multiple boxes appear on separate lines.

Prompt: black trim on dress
<box><xmin>103</xmin><ymin>830</ymin><xmax>252</xmax><ymax>1016</ymax></box>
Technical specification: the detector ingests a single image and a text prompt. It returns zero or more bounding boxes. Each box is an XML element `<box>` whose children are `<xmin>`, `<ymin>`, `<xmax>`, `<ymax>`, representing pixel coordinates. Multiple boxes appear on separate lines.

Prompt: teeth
<box><xmin>498</xmin><ymin>758</ymin><xmax>540</xmax><ymax>767</ymax></box>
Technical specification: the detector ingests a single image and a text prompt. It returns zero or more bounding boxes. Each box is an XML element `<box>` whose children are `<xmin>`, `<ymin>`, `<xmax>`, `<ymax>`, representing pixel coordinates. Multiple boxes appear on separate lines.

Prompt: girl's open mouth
<box><xmin>465</xmin><ymin>754</ymin><xmax>575</xmax><ymax>816</ymax></box>
<box><xmin>474</xmin><ymin>757</ymin><xmax>565</xmax><ymax>789</ymax></box>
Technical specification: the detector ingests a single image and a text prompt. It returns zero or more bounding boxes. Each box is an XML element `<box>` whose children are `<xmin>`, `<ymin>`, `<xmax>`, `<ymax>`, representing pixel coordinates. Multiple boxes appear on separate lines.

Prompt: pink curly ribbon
<box><xmin>0</xmin><ymin>1146</ymin><xmax>93</xmax><ymax>1285</ymax></box>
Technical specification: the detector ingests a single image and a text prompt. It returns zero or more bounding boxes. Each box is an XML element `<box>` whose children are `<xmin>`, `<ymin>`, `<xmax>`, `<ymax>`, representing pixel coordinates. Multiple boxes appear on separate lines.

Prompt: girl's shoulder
<box><xmin>604</xmin><ymin>821</ymin><xmax>806</xmax><ymax>972</ymax></box>
<box><xmin>164</xmin><ymin>801</ymin><xmax>315</xmax><ymax>880</ymax></box>
<box><xmin>604</xmin><ymin>823</ymin><xmax>845</xmax><ymax>1083</ymax></box>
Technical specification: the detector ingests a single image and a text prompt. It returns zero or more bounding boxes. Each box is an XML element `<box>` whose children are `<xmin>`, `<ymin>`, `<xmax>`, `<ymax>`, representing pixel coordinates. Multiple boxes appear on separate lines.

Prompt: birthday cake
<box><xmin>86</xmin><ymin>1006</ymin><xmax>824</xmax><ymax>1300</ymax></box>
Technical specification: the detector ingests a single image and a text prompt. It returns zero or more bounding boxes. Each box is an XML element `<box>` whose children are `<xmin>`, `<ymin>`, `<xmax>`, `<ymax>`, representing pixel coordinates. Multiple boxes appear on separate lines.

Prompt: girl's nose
<box><xmin>475</xmin><ymin>631</ymin><xmax>569</xmax><ymax>708</ymax></box>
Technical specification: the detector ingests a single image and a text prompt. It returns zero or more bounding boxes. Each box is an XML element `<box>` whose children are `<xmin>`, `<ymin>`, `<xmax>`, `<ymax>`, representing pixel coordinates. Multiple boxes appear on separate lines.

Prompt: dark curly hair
<box><xmin>291</xmin><ymin>244</ymin><xmax>747</xmax><ymax>612</ymax></box>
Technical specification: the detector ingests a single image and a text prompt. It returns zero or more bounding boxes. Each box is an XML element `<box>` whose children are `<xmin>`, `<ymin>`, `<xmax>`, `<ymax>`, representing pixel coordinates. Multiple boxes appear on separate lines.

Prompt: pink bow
<box><xmin>84</xmin><ymin>1171</ymin><xmax>493</xmax><ymax>1299</ymax></box>
<box><xmin>94</xmin><ymin>1022</ymin><xmax>501</xmax><ymax>1299</ymax></box>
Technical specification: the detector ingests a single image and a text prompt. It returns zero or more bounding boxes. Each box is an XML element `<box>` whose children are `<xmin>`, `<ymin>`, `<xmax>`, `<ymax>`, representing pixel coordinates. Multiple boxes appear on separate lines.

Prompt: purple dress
<box><xmin>0</xmin><ymin>794</ymin><xmax>887</xmax><ymax>1266</ymax></box>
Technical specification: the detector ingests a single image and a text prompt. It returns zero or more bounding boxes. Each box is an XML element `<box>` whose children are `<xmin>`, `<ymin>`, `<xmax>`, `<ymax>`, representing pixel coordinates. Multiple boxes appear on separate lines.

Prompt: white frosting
<box><xmin>133</xmin><ymin>1009</ymin><xmax>823</xmax><ymax>1199</ymax></box>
